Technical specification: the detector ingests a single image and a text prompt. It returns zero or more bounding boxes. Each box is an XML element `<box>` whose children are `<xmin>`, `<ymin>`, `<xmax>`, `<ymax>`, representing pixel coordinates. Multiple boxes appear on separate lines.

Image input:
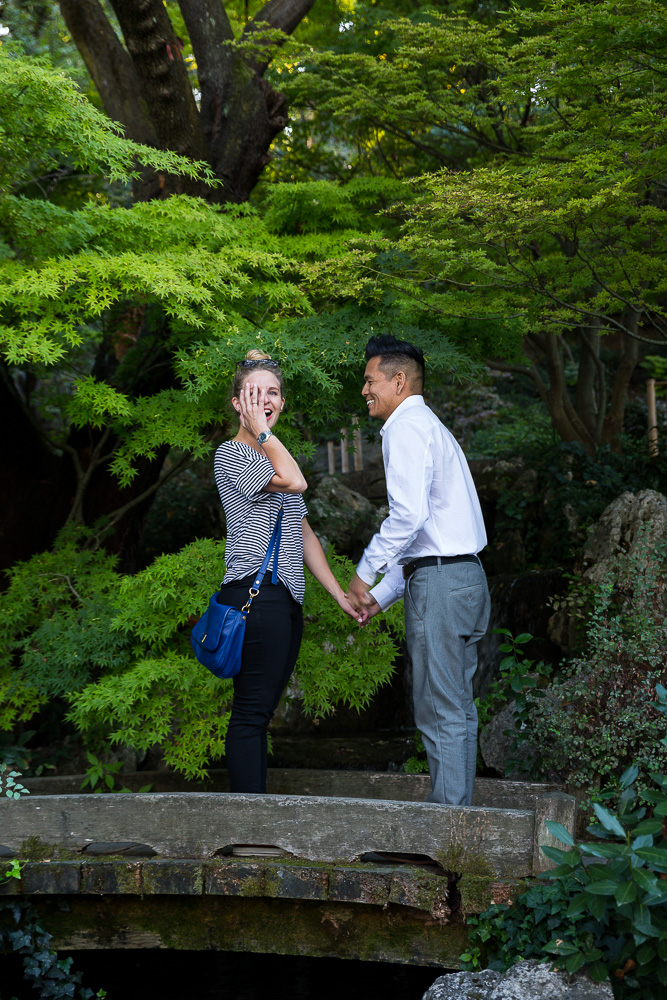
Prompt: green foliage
<box><xmin>0</xmin><ymin>765</ymin><xmax>29</xmax><ymax>799</ymax></box>
<box><xmin>525</xmin><ymin>527</ymin><xmax>667</xmax><ymax>787</ymax></box>
<box><xmin>460</xmin><ymin>875</ymin><xmax>595</xmax><ymax>976</ymax></box>
<box><xmin>277</xmin><ymin>0</ymin><xmax>667</xmax><ymax>447</ymax></box>
<box><xmin>177</xmin><ymin>305</ymin><xmax>483</xmax><ymax>466</ymax></box>
<box><xmin>462</xmin><ymin>756</ymin><xmax>667</xmax><ymax>998</ymax></box>
<box><xmin>275</xmin><ymin>3</ymin><xmax>519</xmax><ymax>182</ymax></box>
<box><xmin>402</xmin><ymin>730</ymin><xmax>429</xmax><ymax>775</ymax></box>
<box><xmin>262</xmin><ymin>177</ymin><xmax>409</xmax><ymax>235</ymax></box>
<box><xmin>476</xmin><ymin>630</ymin><xmax>551</xmax><ymax>738</ymax></box>
<box><xmin>467</xmin><ymin>404</ymin><xmax>553</xmax><ymax>460</ymax></box>
<box><xmin>353</xmin><ymin>1</ymin><xmax>667</xmax><ymax>337</ymax></box>
<box><xmin>0</xmin><ymin>44</ymin><xmax>210</xmax><ymax>195</ymax></box>
<box><xmin>477</xmin><ymin>430</ymin><xmax>667</xmax><ymax>569</ymax></box>
<box><xmin>0</xmin><ymin>899</ymin><xmax>106</xmax><ymax>999</ymax></box>
<box><xmin>280</xmin><ymin>547</ymin><xmax>405</xmax><ymax>718</ymax></box>
<box><xmin>537</xmin><ymin>442</ymin><xmax>667</xmax><ymax>560</ymax></box>
<box><xmin>0</xmin><ymin>526</ymin><xmax>122</xmax><ymax>730</ymax></box>
<box><xmin>79</xmin><ymin>751</ymin><xmax>151</xmax><ymax>795</ymax></box>
<box><xmin>19</xmin><ymin>595</ymin><xmax>130</xmax><ymax>698</ymax></box>
<box><xmin>1</xmin><ymin>859</ymin><xmax>23</xmax><ymax>884</ymax></box>
<box><xmin>0</xmin><ymin>41</ymin><xmax>487</xmax><ymax>542</ymax></box>
<box><xmin>0</xmin><ymin>527</ymin><xmax>404</xmax><ymax>779</ymax></box>
<box><xmin>644</xmin><ymin>356</ymin><xmax>667</xmax><ymax>381</ymax></box>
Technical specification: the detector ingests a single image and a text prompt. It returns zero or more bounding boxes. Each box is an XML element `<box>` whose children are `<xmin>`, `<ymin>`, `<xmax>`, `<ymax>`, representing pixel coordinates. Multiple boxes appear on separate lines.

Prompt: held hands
<box><xmin>336</xmin><ymin>592</ymin><xmax>369</xmax><ymax>625</ymax></box>
<box><xmin>345</xmin><ymin>573</ymin><xmax>382</xmax><ymax>627</ymax></box>
<box><xmin>238</xmin><ymin>382</ymin><xmax>270</xmax><ymax>440</ymax></box>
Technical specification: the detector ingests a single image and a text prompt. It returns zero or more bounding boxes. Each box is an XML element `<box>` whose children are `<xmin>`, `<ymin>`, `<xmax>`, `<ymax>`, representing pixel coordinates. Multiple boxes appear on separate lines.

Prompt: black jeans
<box><xmin>220</xmin><ymin>576</ymin><xmax>303</xmax><ymax>793</ymax></box>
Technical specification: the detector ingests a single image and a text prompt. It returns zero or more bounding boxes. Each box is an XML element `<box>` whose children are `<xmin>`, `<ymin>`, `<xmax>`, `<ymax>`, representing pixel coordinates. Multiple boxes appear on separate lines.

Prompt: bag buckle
<box><xmin>241</xmin><ymin>586</ymin><xmax>260</xmax><ymax>614</ymax></box>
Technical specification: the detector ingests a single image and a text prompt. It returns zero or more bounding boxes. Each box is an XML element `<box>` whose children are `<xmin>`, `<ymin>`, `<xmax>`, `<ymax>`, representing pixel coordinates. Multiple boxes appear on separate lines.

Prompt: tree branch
<box><xmin>88</xmin><ymin>450</ymin><xmax>194</xmax><ymax>549</ymax></box>
<box><xmin>486</xmin><ymin>357</ymin><xmax>549</xmax><ymax>407</ymax></box>
<box><xmin>243</xmin><ymin>0</ymin><xmax>316</xmax><ymax>75</ymax></box>
<box><xmin>109</xmin><ymin>0</ymin><xmax>208</xmax><ymax>162</ymax></box>
<box><xmin>58</xmin><ymin>0</ymin><xmax>157</xmax><ymax>144</ymax></box>
<box><xmin>178</xmin><ymin>0</ymin><xmax>235</xmax><ymax>149</ymax></box>
<box><xmin>64</xmin><ymin>425</ymin><xmax>114</xmax><ymax>525</ymax></box>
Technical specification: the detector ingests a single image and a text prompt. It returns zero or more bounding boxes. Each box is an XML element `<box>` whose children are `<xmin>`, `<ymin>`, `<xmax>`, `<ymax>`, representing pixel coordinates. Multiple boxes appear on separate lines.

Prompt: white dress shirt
<box><xmin>356</xmin><ymin>394</ymin><xmax>487</xmax><ymax>610</ymax></box>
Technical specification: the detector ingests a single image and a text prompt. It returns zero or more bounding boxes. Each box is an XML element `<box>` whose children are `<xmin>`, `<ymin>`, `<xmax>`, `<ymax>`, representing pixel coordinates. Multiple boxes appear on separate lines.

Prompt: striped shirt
<box><xmin>214</xmin><ymin>440</ymin><xmax>308</xmax><ymax>604</ymax></box>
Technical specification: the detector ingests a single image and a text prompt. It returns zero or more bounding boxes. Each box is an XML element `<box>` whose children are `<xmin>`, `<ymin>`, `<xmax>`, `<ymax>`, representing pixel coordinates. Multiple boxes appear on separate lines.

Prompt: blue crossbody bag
<box><xmin>190</xmin><ymin>506</ymin><xmax>283</xmax><ymax>678</ymax></box>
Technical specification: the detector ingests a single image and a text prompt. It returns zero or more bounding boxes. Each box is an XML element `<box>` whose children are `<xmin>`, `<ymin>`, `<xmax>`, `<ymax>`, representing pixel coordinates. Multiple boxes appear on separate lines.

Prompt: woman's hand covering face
<box><xmin>238</xmin><ymin>382</ymin><xmax>270</xmax><ymax>437</ymax></box>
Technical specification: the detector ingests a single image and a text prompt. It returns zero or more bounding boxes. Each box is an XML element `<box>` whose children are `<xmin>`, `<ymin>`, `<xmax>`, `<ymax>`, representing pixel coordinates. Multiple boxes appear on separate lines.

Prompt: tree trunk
<box><xmin>492</xmin><ymin>325</ymin><xmax>641</xmax><ymax>456</ymax></box>
<box><xmin>602</xmin><ymin>315</ymin><xmax>641</xmax><ymax>448</ymax></box>
<box><xmin>59</xmin><ymin>0</ymin><xmax>313</xmax><ymax>202</ymax></box>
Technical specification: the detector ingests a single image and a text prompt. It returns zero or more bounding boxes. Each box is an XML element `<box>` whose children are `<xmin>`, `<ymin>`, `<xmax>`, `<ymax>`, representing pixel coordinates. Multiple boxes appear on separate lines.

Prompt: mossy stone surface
<box><xmin>30</xmin><ymin>895</ymin><xmax>469</xmax><ymax>968</ymax></box>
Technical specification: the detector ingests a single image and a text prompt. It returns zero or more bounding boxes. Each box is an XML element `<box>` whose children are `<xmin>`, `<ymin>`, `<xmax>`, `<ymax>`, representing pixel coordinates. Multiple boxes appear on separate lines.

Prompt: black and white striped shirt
<box><xmin>214</xmin><ymin>440</ymin><xmax>308</xmax><ymax>604</ymax></box>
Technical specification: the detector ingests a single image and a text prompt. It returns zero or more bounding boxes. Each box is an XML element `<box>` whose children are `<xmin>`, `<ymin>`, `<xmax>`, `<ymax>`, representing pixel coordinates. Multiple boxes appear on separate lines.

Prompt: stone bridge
<box><xmin>0</xmin><ymin>771</ymin><xmax>576</xmax><ymax>968</ymax></box>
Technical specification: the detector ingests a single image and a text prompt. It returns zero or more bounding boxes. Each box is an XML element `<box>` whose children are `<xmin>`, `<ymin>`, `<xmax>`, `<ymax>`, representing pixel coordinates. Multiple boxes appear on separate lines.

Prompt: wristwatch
<box><xmin>257</xmin><ymin>430</ymin><xmax>272</xmax><ymax>446</ymax></box>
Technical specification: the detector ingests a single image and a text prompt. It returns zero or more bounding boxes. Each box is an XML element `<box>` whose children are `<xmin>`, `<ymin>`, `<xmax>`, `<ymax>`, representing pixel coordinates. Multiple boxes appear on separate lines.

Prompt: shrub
<box><xmin>524</xmin><ymin>528</ymin><xmax>667</xmax><ymax>787</ymax></box>
<box><xmin>0</xmin><ymin>526</ymin><xmax>404</xmax><ymax>778</ymax></box>
<box><xmin>0</xmin><ymin>897</ymin><xmax>106</xmax><ymax>999</ymax></box>
<box><xmin>462</xmin><ymin>734</ymin><xmax>667</xmax><ymax>998</ymax></box>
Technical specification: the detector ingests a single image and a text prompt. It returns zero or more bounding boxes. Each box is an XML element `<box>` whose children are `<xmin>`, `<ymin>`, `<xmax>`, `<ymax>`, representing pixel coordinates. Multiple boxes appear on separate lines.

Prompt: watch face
<box><xmin>258</xmin><ymin>431</ymin><xmax>270</xmax><ymax>444</ymax></box>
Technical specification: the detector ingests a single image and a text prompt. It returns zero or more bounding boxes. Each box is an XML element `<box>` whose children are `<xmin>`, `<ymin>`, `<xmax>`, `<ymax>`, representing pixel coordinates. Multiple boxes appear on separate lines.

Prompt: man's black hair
<box><xmin>365</xmin><ymin>334</ymin><xmax>425</xmax><ymax>388</ymax></box>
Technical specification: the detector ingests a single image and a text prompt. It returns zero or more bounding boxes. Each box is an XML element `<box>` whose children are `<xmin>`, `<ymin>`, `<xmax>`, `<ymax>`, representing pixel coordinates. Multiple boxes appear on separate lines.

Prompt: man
<box><xmin>347</xmin><ymin>335</ymin><xmax>490</xmax><ymax>806</ymax></box>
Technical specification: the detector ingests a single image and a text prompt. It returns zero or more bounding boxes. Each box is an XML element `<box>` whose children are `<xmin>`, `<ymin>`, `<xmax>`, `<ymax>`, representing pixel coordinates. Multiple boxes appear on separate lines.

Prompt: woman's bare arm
<box><xmin>302</xmin><ymin>519</ymin><xmax>365</xmax><ymax>623</ymax></box>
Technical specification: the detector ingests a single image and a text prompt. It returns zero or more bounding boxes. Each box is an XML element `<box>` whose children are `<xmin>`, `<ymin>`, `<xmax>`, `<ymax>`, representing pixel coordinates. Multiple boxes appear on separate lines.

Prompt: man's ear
<box><xmin>395</xmin><ymin>371</ymin><xmax>407</xmax><ymax>393</ymax></box>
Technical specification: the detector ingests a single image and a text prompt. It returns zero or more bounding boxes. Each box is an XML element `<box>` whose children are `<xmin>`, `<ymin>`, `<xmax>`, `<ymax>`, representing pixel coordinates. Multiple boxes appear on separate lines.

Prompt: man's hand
<box><xmin>336</xmin><ymin>592</ymin><xmax>368</xmax><ymax>625</ymax></box>
<box><xmin>357</xmin><ymin>595</ymin><xmax>381</xmax><ymax>627</ymax></box>
<box><xmin>347</xmin><ymin>572</ymin><xmax>374</xmax><ymax>610</ymax></box>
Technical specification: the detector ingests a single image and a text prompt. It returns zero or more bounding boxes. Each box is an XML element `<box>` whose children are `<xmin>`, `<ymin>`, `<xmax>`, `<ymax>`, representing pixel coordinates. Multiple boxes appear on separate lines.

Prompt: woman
<box><xmin>214</xmin><ymin>349</ymin><xmax>363</xmax><ymax>793</ymax></box>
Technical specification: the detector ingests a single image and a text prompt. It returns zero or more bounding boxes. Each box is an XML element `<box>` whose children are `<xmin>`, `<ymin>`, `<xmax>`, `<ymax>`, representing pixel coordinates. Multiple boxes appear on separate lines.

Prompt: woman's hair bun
<box><xmin>245</xmin><ymin>349</ymin><xmax>272</xmax><ymax>362</ymax></box>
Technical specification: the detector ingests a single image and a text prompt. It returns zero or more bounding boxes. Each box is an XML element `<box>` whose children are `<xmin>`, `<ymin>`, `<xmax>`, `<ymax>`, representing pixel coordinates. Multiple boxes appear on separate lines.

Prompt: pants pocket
<box><xmin>405</xmin><ymin>572</ymin><xmax>428</xmax><ymax>621</ymax></box>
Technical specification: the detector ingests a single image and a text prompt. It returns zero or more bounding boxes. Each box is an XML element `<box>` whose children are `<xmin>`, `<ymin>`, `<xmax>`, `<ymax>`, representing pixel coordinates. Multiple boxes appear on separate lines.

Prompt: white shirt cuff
<box><xmin>369</xmin><ymin>579</ymin><xmax>400</xmax><ymax>611</ymax></box>
<box><xmin>356</xmin><ymin>554</ymin><xmax>377</xmax><ymax>587</ymax></box>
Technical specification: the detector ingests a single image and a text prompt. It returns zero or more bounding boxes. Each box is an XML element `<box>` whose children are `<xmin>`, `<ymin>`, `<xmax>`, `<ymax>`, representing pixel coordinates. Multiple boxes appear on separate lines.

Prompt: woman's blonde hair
<box><xmin>232</xmin><ymin>349</ymin><xmax>284</xmax><ymax>398</ymax></box>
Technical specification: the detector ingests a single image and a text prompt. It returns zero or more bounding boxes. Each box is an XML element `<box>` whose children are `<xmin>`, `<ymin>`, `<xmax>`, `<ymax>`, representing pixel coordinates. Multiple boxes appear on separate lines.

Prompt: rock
<box><xmin>468</xmin><ymin>458</ymin><xmax>526</xmax><ymax>505</ymax></box>
<box><xmin>338</xmin><ymin>455</ymin><xmax>388</xmax><ymax>504</ymax></box>
<box><xmin>489</xmin><ymin>960</ymin><xmax>612</xmax><ymax>999</ymax></box>
<box><xmin>479</xmin><ymin>701</ymin><xmax>538</xmax><ymax>779</ymax></box>
<box><xmin>422</xmin><ymin>961</ymin><xmax>612</xmax><ymax>1000</ymax></box>
<box><xmin>424</xmin><ymin>969</ymin><xmax>500</xmax><ymax>999</ymax></box>
<box><xmin>581</xmin><ymin>488</ymin><xmax>667</xmax><ymax>586</ymax></box>
<box><xmin>548</xmin><ymin>489</ymin><xmax>667</xmax><ymax>652</ymax></box>
<box><xmin>307</xmin><ymin>475</ymin><xmax>381</xmax><ymax>556</ymax></box>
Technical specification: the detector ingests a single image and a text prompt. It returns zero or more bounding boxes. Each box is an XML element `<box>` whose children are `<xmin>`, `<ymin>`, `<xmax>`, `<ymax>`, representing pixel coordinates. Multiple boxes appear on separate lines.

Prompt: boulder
<box><xmin>581</xmin><ymin>488</ymin><xmax>667</xmax><ymax>586</ymax></box>
<box><xmin>479</xmin><ymin>701</ymin><xmax>538</xmax><ymax>779</ymax></box>
<box><xmin>490</xmin><ymin>960</ymin><xmax>612</xmax><ymax>999</ymax></box>
<box><xmin>548</xmin><ymin>489</ymin><xmax>667</xmax><ymax>652</ymax></box>
<box><xmin>423</xmin><ymin>961</ymin><xmax>612</xmax><ymax>1000</ymax></box>
<box><xmin>307</xmin><ymin>475</ymin><xmax>383</xmax><ymax>556</ymax></box>
<box><xmin>424</xmin><ymin>969</ymin><xmax>500</xmax><ymax>999</ymax></box>
<box><xmin>338</xmin><ymin>455</ymin><xmax>388</xmax><ymax>504</ymax></box>
<box><xmin>467</xmin><ymin>458</ymin><xmax>527</xmax><ymax>505</ymax></box>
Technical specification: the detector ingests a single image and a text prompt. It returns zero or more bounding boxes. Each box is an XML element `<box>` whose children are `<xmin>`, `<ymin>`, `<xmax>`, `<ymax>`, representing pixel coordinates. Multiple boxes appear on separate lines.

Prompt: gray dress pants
<box><xmin>404</xmin><ymin>558</ymin><xmax>491</xmax><ymax>806</ymax></box>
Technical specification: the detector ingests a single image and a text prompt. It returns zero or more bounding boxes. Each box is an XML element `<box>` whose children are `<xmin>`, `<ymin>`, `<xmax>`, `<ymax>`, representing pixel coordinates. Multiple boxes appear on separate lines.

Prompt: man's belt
<box><xmin>402</xmin><ymin>554</ymin><xmax>479</xmax><ymax>580</ymax></box>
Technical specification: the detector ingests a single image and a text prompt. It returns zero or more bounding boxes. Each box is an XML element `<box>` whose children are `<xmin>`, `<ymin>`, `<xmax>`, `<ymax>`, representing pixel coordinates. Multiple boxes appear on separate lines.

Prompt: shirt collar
<box><xmin>380</xmin><ymin>393</ymin><xmax>425</xmax><ymax>436</ymax></box>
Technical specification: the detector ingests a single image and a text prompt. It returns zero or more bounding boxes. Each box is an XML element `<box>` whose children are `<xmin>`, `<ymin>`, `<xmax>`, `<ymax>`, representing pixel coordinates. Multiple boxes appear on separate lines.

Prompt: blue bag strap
<box><xmin>242</xmin><ymin>504</ymin><xmax>283</xmax><ymax>614</ymax></box>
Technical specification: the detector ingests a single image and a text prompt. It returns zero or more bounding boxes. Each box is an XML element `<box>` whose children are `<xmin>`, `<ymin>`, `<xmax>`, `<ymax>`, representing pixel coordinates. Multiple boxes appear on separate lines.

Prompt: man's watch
<box><xmin>257</xmin><ymin>430</ymin><xmax>272</xmax><ymax>446</ymax></box>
